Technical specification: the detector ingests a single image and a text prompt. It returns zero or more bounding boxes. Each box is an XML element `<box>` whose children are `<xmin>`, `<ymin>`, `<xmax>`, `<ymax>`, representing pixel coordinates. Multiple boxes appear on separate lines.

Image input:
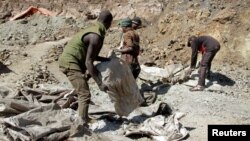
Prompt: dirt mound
<box><xmin>0</xmin><ymin>1</ymin><xmax>250</xmax><ymax>141</ymax></box>
<box><xmin>0</xmin><ymin>14</ymin><xmax>87</xmax><ymax>46</ymax></box>
<box><xmin>138</xmin><ymin>0</ymin><xmax>250</xmax><ymax>68</ymax></box>
<box><xmin>16</xmin><ymin>64</ymin><xmax>59</xmax><ymax>88</ymax></box>
<box><xmin>1</xmin><ymin>0</ymin><xmax>249</xmax><ymax>68</ymax></box>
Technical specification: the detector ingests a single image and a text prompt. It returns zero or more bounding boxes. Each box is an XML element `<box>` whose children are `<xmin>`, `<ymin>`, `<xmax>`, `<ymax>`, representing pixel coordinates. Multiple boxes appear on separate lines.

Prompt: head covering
<box><xmin>132</xmin><ymin>17</ymin><xmax>142</xmax><ymax>26</ymax></box>
<box><xmin>118</xmin><ymin>18</ymin><xmax>132</xmax><ymax>27</ymax></box>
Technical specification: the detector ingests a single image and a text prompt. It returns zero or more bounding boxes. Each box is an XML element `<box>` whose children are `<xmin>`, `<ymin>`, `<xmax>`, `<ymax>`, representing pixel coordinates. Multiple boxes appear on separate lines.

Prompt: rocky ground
<box><xmin>0</xmin><ymin>0</ymin><xmax>249</xmax><ymax>141</ymax></box>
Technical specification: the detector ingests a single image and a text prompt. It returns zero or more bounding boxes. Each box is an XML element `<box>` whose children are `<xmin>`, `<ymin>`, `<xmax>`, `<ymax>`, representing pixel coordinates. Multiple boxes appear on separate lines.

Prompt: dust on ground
<box><xmin>0</xmin><ymin>0</ymin><xmax>250</xmax><ymax>141</ymax></box>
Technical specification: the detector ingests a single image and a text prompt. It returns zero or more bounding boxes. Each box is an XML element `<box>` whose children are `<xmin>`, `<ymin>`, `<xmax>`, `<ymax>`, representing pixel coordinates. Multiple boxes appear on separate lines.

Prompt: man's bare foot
<box><xmin>189</xmin><ymin>85</ymin><xmax>205</xmax><ymax>91</ymax></box>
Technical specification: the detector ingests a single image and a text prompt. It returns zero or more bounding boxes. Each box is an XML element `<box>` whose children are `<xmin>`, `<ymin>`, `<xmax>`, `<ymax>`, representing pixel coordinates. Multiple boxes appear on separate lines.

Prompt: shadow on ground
<box><xmin>140</xmin><ymin>80</ymin><xmax>171</xmax><ymax>95</ymax></box>
<box><xmin>206</xmin><ymin>72</ymin><xmax>236</xmax><ymax>88</ymax></box>
<box><xmin>0</xmin><ymin>62</ymin><xmax>12</xmax><ymax>74</ymax></box>
<box><xmin>92</xmin><ymin>115</ymin><xmax>124</xmax><ymax>133</ymax></box>
<box><xmin>192</xmin><ymin>71</ymin><xmax>235</xmax><ymax>88</ymax></box>
<box><xmin>139</xmin><ymin>80</ymin><xmax>171</xmax><ymax>106</ymax></box>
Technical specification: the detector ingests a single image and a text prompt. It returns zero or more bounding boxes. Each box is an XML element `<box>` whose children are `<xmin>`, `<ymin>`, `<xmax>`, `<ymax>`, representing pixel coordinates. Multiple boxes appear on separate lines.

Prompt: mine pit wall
<box><xmin>151</xmin><ymin>0</ymin><xmax>250</xmax><ymax>68</ymax></box>
<box><xmin>1</xmin><ymin>0</ymin><xmax>249</xmax><ymax>68</ymax></box>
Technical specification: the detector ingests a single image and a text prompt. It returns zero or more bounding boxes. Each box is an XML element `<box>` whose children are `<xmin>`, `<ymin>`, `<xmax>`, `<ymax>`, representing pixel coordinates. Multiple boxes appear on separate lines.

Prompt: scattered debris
<box><xmin>212</xmin><ymin>8</ymin><xmax>237</xmax><ymax>24</ymax></box>
<box><xmin>0</xmin><ymin>0</ymin><xmax>250</xmax><ymax>141</ymax></box>
<box><xmin>139</xmin><ymin>64</ymin><xmax>189</xmax><ymax>84</ymax></box>
<box><xmin>43</xmin><ymin>44</ymin><xmax>64</xmax><ymax>63</ymax></box>
<box><xmin>125</xmin><ymin>113</ymin><xmax>188</xmax><ymax>141</ymax></box>
<box><xmin>16</xmin><ymin>64</ymin><xmax>59</xmax><ymax>88</ymax></box>
<box><xmin>0</xmin><ymin>49</ymin><xmax>10</xmax><ymax>63</ymax></box>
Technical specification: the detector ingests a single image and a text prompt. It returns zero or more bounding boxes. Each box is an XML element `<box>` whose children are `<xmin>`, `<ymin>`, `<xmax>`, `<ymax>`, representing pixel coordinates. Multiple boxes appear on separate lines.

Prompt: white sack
<box><xmin>96</xmin><ymin>57</ymin><xmax>144</xmax><ymax>116</ymax></box>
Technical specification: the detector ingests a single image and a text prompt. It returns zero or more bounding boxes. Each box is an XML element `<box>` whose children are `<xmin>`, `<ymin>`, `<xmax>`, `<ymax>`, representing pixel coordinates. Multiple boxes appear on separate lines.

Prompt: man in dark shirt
<box><xmin>187</xmin><ymin>35</ymin><xmax>220</xmax><ymax>91</ymax></box>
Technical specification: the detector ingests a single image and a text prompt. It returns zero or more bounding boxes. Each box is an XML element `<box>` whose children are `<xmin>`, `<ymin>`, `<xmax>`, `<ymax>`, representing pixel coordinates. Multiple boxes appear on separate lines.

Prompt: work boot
<box><xmin>79</xmin><ymin>104</ymin><xmax>90</xmax><ymax>122</ymax></box>
<box><xmin>80</xmin><ymin>105</ymin><xmax>98</xmax><ymax>124</ymax></box>
<box><xmin>70</xmin><ymin>117</ymin><xmax>91</xmax><ymax>137</ymax></box>
<box><xmin>86</xmin><ymin>116</ymin><xmax>98</xmax><ymax>124</ymax></box>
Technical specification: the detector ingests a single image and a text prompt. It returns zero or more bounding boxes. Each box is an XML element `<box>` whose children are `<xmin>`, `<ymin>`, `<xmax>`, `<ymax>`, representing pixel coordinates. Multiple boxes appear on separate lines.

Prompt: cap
<box><xmin>132</xmin><ymin>17</ymin><xmax>142</xmax><ymax>26</ymax></box>
<box><xmin>118</xmin><ymin>18</ymin><xmax>132</xmax><ymax>27</ymax></box>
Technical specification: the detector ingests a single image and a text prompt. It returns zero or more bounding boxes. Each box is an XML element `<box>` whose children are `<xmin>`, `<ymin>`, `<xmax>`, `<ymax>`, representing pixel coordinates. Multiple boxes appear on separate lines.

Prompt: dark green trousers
<box><xmin>60</xmin><ymin>67</ymin><xmax>90</xmax><ymax>121</ymax></box>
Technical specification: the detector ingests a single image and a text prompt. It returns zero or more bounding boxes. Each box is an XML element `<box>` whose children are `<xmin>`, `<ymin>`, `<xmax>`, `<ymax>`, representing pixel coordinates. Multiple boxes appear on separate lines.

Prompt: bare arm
<box><xmin>118</xmin><ymin>47</ymin><xmax>133</xmax><ymax>53</ymax></box>
<box><xmin>117</xmin><ymin>31</ymin><xmax>134</xmax><ymax>53</ymax></box>
<box><xmin>84</xmin><ymin>33</ymin><xmax>103</xmax><ymax>86</ymax></box>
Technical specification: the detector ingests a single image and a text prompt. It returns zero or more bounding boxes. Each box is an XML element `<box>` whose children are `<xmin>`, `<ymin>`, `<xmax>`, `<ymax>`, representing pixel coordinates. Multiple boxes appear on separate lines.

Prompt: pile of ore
<box><xmin>43</xmin><ymin>44</ymin><xmax>64</xmax><ymax>63</ymax></box>
<box><xmin>0</xmin><ymin>49</ymin><xmax>11</xmax><ymax>66</ymax></box>
<box><xmin>16</xmin><ymin>64</ymin><xmax>59</xmax><ymax>88</ymax></box>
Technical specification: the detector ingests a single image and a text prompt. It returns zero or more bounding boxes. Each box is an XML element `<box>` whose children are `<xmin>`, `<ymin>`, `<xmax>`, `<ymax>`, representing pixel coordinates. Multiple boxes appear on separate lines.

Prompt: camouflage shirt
<box><xmin>121</xmin><ymin>29</ymin><xmax>140</xmax><ymax>64</ymax></box>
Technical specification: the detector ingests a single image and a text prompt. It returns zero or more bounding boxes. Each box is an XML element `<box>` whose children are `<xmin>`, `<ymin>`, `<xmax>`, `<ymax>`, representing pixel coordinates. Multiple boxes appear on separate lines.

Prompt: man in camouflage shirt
<box><xmin>115</xmin><ymin>18</ymin><xmax>141</xmax><ymax>79</ymax></box>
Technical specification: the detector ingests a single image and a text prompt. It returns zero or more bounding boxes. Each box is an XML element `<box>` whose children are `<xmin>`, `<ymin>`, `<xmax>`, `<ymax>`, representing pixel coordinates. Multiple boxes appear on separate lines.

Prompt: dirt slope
<box><xmin>0</xmin><ymin>0</ymin><xmax>250</xmax><ymax>141</ymax></box>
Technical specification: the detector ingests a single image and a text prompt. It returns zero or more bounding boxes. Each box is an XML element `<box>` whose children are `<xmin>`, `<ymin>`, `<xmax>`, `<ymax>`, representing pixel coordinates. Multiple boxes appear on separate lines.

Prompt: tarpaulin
<box><xmin>10</xmin><ymin>6</ymin><xmax>54</xmax><ymax>21</ymax></box>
